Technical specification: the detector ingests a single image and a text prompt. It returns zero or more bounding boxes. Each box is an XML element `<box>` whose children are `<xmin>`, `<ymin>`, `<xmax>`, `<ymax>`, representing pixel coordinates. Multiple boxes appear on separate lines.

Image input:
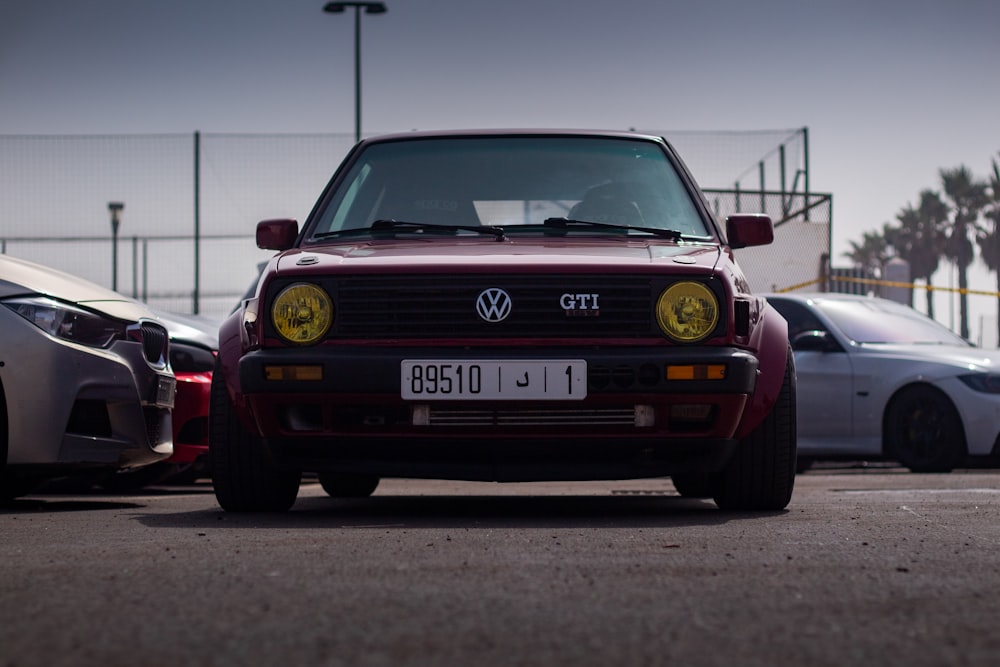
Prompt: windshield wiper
<box><xmin>371</xmin><ymin>219</ymin><xmax>507</xmax><ymax>241</ymax></box>
<box><xmin>312</xmin><ymin>220</ymin><xmax>508</xmax><ymax>241</ymax></box>
<box><xmin>312</xmin><ymin>227</ymin><xmax>379</xmax><ymax>240</ymax></box>
<box><xmin>542</xmin><ymin>217</ymin><xmax>682</xmax><ymax>241</ymax></box>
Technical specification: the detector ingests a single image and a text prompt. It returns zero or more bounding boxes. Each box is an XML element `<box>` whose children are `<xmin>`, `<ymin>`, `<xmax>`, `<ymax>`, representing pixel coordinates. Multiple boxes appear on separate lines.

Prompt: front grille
<box><xmin>331</xmin><ymin>275</ymin><xmax>653</xmax><ymax>338</ymax></box>
<box><xmin>426</xmin><ymin>407</ymin><xmax>640</xmax><ymax>427</ymax></box>
<box><xmin>144</xmin><ymin>407</ymin><xmax>167</xmax><ymax>446</ymax></box>
<box><xmin>130</xmin><ymin>321</ymin><xmax>168</xmax><ymax>366</ymax></box>
<box><xmin>589</xmin><ymin>363</ymin><xmax>663</xmax><ymax>390</ymax></box>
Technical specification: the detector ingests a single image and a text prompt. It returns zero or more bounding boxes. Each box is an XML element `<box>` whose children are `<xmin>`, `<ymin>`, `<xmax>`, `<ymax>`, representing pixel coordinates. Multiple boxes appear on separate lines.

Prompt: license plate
<box><xmin>401</xmin><ymin>360</ymin><xmax>587</xmax><ymax>400</ymax></box>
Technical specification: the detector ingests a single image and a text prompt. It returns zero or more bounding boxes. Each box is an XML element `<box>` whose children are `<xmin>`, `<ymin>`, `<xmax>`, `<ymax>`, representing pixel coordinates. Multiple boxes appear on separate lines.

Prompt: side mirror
<box><xmin>792</xmin><ymin>330</ymin><xmax>837</xmax><ymax>352</ymax></box>
<box><xmin>726</xmin><ymin>214</ymin><xmax>773</xmax><ymax>249</ymax></box>
<box><xmin>257</xmin><ymin>219</ymin><xmax>298</xmax><ymax>251</ymax></box>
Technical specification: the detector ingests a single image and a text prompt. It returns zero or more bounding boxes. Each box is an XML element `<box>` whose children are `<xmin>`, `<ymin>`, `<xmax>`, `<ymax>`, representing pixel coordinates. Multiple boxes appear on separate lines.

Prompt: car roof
<box><xmin>356</xmin><ymin>128</ymin><xmax>668</xmax><ymax>146</ymax></box>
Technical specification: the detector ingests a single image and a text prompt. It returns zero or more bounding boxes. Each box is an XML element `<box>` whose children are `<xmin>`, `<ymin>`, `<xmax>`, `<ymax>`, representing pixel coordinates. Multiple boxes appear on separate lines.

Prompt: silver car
<box><xmin>765</xmin><ymin>292</ymin><xmax>1000</xmax><ymax>472</ymax></box>
<box><xmin>1</xmin><ymin>254</ymin><xmax>175</xmax><ymax>498</ymax></box>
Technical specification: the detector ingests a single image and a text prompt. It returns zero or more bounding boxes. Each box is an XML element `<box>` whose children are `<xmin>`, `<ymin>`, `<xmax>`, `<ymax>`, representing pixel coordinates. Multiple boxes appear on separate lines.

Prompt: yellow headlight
<box><xmin>271</xmin><ymin>283</ymin><xmax>333</xmax><ymax>345</ymax></box>
<box><xmin>656</xmin><ymin>282</ymin><xmax>719</xmax><ymax>342</ymax></box>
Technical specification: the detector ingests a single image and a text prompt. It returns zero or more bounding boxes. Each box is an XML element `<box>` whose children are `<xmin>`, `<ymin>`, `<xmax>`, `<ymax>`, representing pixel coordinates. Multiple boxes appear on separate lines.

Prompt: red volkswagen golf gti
<box><xmin>211</xmin><ymin>130</ymin><xmax>795</xmax><ymax>512</ymax></box>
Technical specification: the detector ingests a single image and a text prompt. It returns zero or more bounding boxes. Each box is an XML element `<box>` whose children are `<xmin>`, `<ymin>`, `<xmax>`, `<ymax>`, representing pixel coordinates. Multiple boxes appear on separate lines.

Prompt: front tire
<box><xmin>712</xmin><ymin>346</ymin><xmax>797</xmax><ymax>511</ymax></box>
<box><xmin>209</xmin><ymin>362</ymin><xmax>300</xmax><ymax>512</ymax></box>
<box><xmin>885</xmin><ymin>385</ymin><xmax>965</xmax><ymax>473</ymax></box>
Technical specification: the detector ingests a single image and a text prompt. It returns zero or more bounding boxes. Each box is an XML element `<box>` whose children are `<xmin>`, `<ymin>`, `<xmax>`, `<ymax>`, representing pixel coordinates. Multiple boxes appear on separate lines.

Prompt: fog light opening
<box><xmin>279</xmin><ymin>404</ymin><xmax>324</xmax><ymax>432</ymax></box>
<box><xmin>634</xmin><ymin>404</ymin><xmax>656</xmax><ymax>427</ymax></box>
<box><xmin>412</xmin><ymin>405</ymin><xmax>430</xmax><ymax>426</ymax></box>
<box><xmin>670</xmin><ymin>404</ymin><xmax>713</xmax><ymax>423</ymax></box>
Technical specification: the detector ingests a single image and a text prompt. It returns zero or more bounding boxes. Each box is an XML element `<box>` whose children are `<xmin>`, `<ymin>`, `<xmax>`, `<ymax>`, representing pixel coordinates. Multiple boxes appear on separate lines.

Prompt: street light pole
<box><xmin>108</xmin><ymin>202</ymin><xmax>124</xmax><ymax>292</ymax></box>
<box><xmin>323</xmin><ymin>1</ymin><xmax>387</xmax><ymax>143</ymax></box>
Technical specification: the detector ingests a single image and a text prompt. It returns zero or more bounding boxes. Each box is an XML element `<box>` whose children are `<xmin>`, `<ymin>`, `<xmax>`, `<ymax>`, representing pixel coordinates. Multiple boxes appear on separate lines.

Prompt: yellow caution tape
<box><xmin>772</xmin><ymin>275</ymin><xmax>1000</xmax><ymax>298</ymax></box>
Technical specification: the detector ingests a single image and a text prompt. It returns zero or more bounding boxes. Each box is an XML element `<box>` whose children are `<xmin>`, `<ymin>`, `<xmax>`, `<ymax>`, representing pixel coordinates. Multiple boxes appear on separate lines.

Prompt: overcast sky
<box><xmin>3</xmin><ymin>0</ymin><xmax>1000</xmax><ymax>330</ymax></box>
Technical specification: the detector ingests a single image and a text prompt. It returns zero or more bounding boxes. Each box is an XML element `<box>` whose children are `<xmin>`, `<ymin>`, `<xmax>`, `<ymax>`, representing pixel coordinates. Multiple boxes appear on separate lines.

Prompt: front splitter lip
<box><xmin>261</xmin><ymin>433</ymin><xmax>740</xmax><ymax>481</ymax></box>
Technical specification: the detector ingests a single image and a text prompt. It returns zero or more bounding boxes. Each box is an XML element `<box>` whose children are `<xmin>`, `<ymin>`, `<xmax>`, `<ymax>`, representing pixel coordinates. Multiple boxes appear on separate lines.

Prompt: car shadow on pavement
<box><xmin>1</xmin><ymin>497</ymin><xmax>144</xmax><ymax>512</ymax></box>
<box><xmin>137</xmin><ymin>492</ymin><xmax>786</xmax><ymax>530</ymax></box>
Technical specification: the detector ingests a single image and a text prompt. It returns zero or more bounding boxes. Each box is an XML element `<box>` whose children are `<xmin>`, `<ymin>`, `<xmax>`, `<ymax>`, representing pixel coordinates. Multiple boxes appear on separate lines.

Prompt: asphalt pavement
<box><xmin>2</xmin><ymin>468</ymin><xmax>999</xmax><ymax>667</ymax></box>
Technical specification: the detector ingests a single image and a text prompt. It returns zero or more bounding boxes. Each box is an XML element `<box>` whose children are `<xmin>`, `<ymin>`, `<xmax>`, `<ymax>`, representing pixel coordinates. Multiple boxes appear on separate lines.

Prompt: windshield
<box><xmin>307</xmin><ymin>136</ymin><xmax>710</xmax><ymax>240</ymax></box>
<box><xmin>815</xmin><ymin>298</ymin><xmax>970</xmax><ymax>346</ymax></box>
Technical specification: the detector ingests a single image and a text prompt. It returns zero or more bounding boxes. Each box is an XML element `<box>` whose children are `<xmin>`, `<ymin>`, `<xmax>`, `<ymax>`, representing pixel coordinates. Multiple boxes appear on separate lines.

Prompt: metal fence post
<box><xmin>132</xmin><ymin>235</ymin><xmax>138</xmax><ymax>298</ymax></box>
<box><xmin>780</xmin><ymin>144</ymin><xmax>788</xmax><ymax>217</ymax></box>
<box><xmin>193</xmin><ymin>130</ymin><xmax>201</xmax><ymax>314</ymax></box>
<box><xmin>758</xmin><ymin>161</ymin><xmax>766</xmax><ymax>214</ymax></box>
<box><xmin>802</xmin><ymin>126</ymin><xmax>810</xmax><ymax>222</ymax></box>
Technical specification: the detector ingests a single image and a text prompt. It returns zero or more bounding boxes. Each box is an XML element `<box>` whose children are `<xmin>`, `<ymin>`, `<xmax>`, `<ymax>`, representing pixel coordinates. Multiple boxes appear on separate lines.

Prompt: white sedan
<box><xmin>765</xmin><ymin>292</ymin><xmax>1000</xmax><ymax>472</ymax></box>
<box><xmin>0</xmin><ymin>255</ymin><xmax>176</xmax><ymax>498</ymax></box>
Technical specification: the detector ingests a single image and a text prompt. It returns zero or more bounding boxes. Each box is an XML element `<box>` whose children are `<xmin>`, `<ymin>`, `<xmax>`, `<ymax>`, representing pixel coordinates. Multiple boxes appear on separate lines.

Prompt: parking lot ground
<box><xmin>2</xmin><ymin>467</ymin><xmax>1000</xmax><ymax>667</ymax></box>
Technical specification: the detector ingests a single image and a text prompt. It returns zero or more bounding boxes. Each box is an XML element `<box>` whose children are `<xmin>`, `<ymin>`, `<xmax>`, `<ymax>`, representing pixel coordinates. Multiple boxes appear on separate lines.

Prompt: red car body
<box><xmin>151</xmin><ymin>311</ymin><xmax>217</xmax><ymax>480</ymax></box>
<box><xmin>212</xmin><ymin>130</ymin><xmax>795</xmax><ymax>511</ymax></box>
<box><xmin>170</xmin><ymin>373</ymin><xmax>211</xmax><ymax>463</ymax></box>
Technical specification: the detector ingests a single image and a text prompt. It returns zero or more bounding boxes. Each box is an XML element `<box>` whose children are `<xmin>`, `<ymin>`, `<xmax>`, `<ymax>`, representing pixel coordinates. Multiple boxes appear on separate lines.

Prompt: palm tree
<box><xmin>940</xmin><ymin>165</ymin><xmax>989</xmax><ymax>340</ymax></box>
<box><xmin>977</xmin><ymin>154</ymin><xmax>1000</xmax><ymax>343</ymax></box>
<box><xmin>887</xmin><ymin>190</ymin><xmax>948</xmax><ymax>318</ymax></box>
<box><xmin>843</xmin><ymin>227</ymin><xmax>891</xmax><ymax>277</ymax></box>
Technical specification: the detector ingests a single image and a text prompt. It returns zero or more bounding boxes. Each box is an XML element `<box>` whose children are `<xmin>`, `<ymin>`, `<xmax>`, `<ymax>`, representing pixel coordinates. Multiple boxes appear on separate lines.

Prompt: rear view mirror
<box><xmin>257</xmin><ymin>219</ymin><xmax>299</xmax><ymax>251</ymax></box>
<box><xmin>726</xmin><ymin>214</ymin><xmax>773</xmax><ymax>249</ymax></box>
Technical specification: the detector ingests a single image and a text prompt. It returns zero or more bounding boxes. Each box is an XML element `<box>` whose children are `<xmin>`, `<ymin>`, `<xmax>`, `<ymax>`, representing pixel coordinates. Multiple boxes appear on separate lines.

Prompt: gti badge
<box><xmin>560</xmin><ymin>292</ymin><xmax>600</xmax><ymax>317</ymax></box>
<box><xmin>476</xmin><ymin>288</ymin><xmax>512</xmax><ymax>322</ymax></box>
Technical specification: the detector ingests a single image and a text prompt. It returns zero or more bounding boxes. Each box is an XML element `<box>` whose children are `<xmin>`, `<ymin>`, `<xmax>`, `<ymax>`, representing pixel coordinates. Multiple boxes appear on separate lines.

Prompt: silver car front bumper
<box><xmin>1</xmin><ymin>307</ymin><xmax>174</xmax><ymax>470</ymax></box>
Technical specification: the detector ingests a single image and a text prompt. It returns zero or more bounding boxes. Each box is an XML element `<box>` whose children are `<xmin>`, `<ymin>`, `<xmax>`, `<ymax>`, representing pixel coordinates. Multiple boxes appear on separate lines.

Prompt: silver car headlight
<box><xmin>958</xmin><ymin>374</ymin><xmax>1000</xmax><ymax>394</ymax></box>
<box><xmin>2</xmin><ymin>296</ymin><xmax>126</xmax><ymax>348</ymax></box>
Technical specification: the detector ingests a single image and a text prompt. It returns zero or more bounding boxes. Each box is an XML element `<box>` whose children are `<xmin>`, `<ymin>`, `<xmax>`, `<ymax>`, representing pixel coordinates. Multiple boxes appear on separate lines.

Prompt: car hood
<box><xmin>276</xmin><ymin>238</ymin><xmax>723</xmax><ymax>272</ymax></box>
<box><xmin>153</xmin><ymin>309</ymin><xmax>221</xmax><ymax>349</ymax></box>
<box><xmin>859</xmin><ymin>342</ymin><xmax>1000</xmax><ymax>373</ymax></box>
<box><xmin>0</xmin><ymin>254</ymin><xmax>157</xmax><ymax>322</ymax></box>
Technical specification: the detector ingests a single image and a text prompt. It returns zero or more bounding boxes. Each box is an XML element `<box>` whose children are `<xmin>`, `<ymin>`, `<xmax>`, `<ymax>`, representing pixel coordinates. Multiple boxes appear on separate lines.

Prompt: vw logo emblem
<box><xmin>476</xmin><ymin>288</ymin><xmax>512</xmax><ymax>322</ymax></box>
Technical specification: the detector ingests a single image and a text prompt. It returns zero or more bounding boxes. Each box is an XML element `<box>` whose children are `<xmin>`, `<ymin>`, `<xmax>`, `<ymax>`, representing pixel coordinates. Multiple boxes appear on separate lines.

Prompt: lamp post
<box><xmin>108</xmin><ymin>201</ymin><xmax>124</xmax><ymax>291</ymax></box>
<box><xmin>323</xmin><ymin>1</ymin><xmax>387</xmax><ymax>143</ymax></box>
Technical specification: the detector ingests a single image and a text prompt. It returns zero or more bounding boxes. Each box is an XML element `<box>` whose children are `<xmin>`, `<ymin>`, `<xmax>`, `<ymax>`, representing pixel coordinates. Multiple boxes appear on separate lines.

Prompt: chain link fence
<box><xmin>704</xmin><ymin>188</ymin><xmax>832</xmax><ymax>294</ymax></box>
<box><xmin>1</xmin><ymin>129</ymin><xmax>826</xmax><ymax>319</ymax></box>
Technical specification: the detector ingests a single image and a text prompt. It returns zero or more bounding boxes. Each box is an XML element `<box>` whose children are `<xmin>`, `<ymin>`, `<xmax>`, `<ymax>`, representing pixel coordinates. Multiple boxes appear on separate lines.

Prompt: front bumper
<box><xmin>238</xmin><ymin>345</ymin><xmax>760</xmax><ymax>478</ymax></box>
<box><xmin>168</xmin><ymin>371</ymin><xmax>212</xmax><ymax>464</ymax></box>
<box><xmin>0</xmin><ymin>307</ymin><xmax>174</xmax><ymax>469</ymax></box>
